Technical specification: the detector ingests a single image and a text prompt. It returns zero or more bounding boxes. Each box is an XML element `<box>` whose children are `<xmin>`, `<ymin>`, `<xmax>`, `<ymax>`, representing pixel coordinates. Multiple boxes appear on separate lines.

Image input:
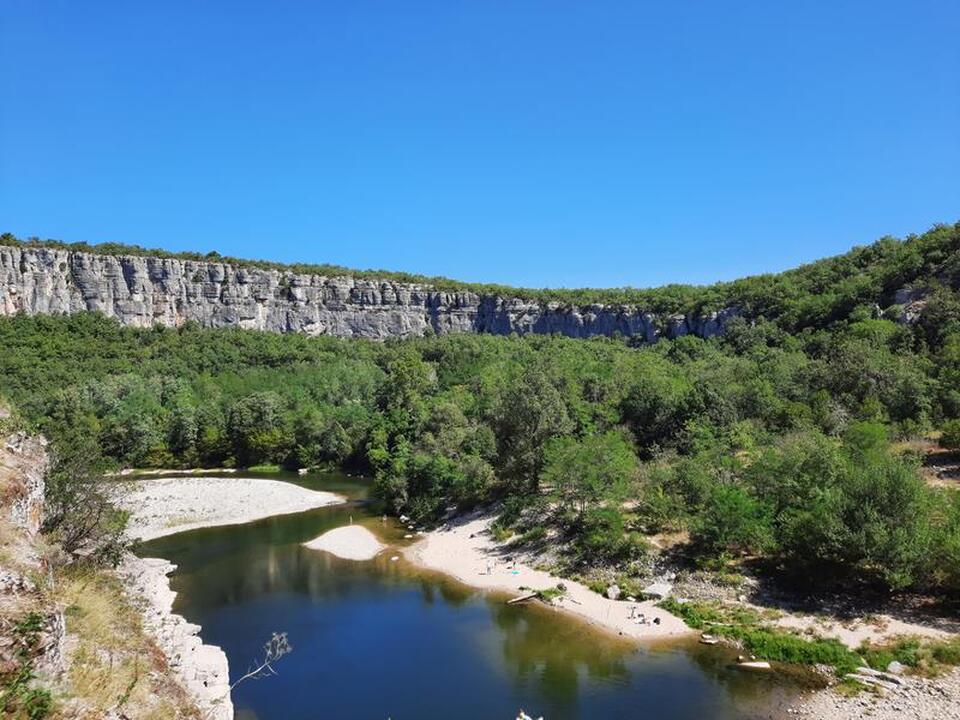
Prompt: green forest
<box><xmin>2</xmin><ymin>223</ymin><xmax>960</xmax><ymax>600</ymax></box>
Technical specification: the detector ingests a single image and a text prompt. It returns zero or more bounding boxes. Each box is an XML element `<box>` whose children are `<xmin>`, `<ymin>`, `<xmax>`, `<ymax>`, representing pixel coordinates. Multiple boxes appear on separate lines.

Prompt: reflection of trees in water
<box><xmin>142</xmin><ymin>502</ymin><xmax>361</xmax><ymax>571</ymax></box>
<box><xmin>681</xmin><ymin>640</ymin><xmax>820</xmax><ymax>714</ymax></box>
<box><xmin>161</xmin><ymin>519</ymin><xmax>479</xmax><ymax>619</ymax></box>
<box><xmin>415</xmin><ymin>573</ymin><xmax>476</xmax><ymax>608</ymax></box>
<box><xmin>488</xmin><ymin>598</ymin><xmax>633</xmax><ymax>707</ymax></box>
<box><xmin>148</xmin><ymin>500</ymin><xmax>798</xmax><ymax>719</ymax></box>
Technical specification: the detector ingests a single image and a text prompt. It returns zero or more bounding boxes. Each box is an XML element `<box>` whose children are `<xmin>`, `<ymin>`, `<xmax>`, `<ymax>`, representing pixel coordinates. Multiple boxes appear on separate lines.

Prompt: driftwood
<box><xmin>507</xmin><ymin>592</ymin><xmax>538</xmax><ymax>605</ymax></box>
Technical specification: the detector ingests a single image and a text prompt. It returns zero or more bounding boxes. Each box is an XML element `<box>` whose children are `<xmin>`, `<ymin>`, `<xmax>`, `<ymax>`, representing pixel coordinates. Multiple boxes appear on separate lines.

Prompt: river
<box><xmin>137</xmin><ymin>471</ymin><xmax>803</xmax><ymax>720</ymax></box>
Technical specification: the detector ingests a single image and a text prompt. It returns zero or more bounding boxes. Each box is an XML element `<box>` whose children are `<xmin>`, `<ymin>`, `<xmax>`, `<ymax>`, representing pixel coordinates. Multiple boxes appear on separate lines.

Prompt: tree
<box><xmin>694</xmin><ymin>484</ymin><xmax>773</xmax><ymax>557</ymax></box>
<box><xmin>42</xmin><ymin>442</ymin><xmax>127</xmax><ymax>564</ymax></box>
<box><xmin>541</xmin><ymin>432</ymin><xmax>638</xmax><ymax>517</ymax></box>
<box><xmin>227</xmin><ymin>392</ymin><xmax>287</xmax><ymax>467</ymax></box>
<box><xmin>491</xmin><ymin>367</ymin><xmax>574</xmax><ymax>491</ymax></box>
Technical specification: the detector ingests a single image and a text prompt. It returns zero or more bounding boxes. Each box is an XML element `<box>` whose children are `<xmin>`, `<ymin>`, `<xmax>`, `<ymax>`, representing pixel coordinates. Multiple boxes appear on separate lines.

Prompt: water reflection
<box><xmin>139</xmin><ymin>472</ymin><xmax>799</xmax><ymax>720</ymax></box>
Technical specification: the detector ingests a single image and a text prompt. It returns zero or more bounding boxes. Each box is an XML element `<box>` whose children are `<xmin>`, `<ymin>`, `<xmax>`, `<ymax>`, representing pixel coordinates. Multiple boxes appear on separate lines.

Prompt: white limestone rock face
<box><xmin>0</xmin><ymin>246</ymin><xmax>738</xmax><ymax>341</ymax></box>
<box><xmin>121</xmin><ymin>555</ymin><xmax>233</xmax><ymax>720</ymax></box>
<box><xmin>2</xmin><ymin>429</ymin><xmax>48</xmax><ymax>535</ymax></box>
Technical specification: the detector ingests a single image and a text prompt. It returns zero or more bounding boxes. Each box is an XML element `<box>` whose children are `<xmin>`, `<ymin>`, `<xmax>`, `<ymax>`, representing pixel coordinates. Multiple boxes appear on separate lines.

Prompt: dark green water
<box><xmin>138</xmin><ymin>472</ymin><xmax>800</xmax><ymax>720</ymax></box>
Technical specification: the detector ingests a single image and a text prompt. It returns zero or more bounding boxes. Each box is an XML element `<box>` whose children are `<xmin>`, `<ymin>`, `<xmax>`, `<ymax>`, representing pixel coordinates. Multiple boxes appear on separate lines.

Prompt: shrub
<box><xmin>519</xmin><ymin>525</ymin><xmax>547</xmax><ymax>544</ymax></box>
<box><xmin>693</xmin><ymin>484</ymin><xmax>773</xmax><ymax>557</ymax></box>
<box><xmin>941</xmin><ymin>419</ymin><xmax>960</xmax><ymax>450</ymax></box>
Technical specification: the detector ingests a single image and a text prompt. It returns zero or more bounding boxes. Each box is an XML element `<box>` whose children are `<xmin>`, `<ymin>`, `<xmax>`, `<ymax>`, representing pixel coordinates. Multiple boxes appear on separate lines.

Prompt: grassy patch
<box><xmin>536</xmin><ymin>584</ymin><xmax>567</xmax><ymax>602</ymax></box>
<box><xmin>860</xmin><ymin>635</ymin><xmax>960</xmax><ymax>677</ymax></box>
<box><xmin>246</xmin><ymin>463</ymin><xmax>282</xmax><ymax>473</ymax></box>
<box><xmin>587</xmin><ymin>579</ymin><xmax>608</xmax><ymax>595</ymax></box>
<box><xmin>663</xmin><ymin>599</ymin><xmax>960</xmax><ymax>678</ymax></box>
<box><xmin>163</xmin><ymin>513</ymin><xmax>198</xmax><ymax>528</ymax></box>
<box><xmin>659</xmin><ymin>599</ymin><xmax>861</xmax><ymax>674</ymax></box>
<box><xmin>57</xmin><ymin>568</ymin><xmax>202</xmax><ymax>718</ymax></box>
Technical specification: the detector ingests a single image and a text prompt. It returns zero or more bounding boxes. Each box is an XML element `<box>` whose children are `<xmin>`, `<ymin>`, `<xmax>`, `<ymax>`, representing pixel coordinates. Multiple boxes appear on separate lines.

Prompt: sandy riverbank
<box><xmin>405</xmin><ymin>512</ymin><xmax>693</xmax><ymax>642</ymax></box>
<box><xmin>304</xmin><ymin>525</ymin><xmax>385</xmax><ymax>560</ymax></box>
<box><xmin>117</xmin><ymin>475</ymin><xmax>345</xmax><ymax>541</ymax></box>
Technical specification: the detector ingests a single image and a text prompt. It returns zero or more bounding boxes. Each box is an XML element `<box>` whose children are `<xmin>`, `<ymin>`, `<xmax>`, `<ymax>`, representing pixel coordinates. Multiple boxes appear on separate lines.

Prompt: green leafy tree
<box><xmin>227</xmin><ymin>392</ymin><xmax>288</xmax><ymax>467</ymax></box>
<box><xmin>694</xmin><ymin>484</ymin><xmax>774</xmax><ymax>557</ymax></box>
<box><xmin>541</xmin><ymin>432</ymin><xmax>638</xmax><ymax>517</ymax></box>
<box><xmin>941</xmin><ymin>419</ymin><xmax>960</xmax><ymax>450</ymax></box>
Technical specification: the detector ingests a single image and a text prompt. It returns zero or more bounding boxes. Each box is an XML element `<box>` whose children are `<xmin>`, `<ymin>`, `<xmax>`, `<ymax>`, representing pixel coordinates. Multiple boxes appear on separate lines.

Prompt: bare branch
<box><xmin>230</xmin><ymin>632</ymin><xmax>292</xmax><ymax>691</ymax></box>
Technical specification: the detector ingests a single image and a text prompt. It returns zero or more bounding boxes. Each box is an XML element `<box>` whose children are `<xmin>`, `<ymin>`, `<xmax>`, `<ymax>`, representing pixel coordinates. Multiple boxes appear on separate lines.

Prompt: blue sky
<box><xmin>1</xmin><ymin>2</ymin><xmax>957</xmax><ymax>289</ymax></box>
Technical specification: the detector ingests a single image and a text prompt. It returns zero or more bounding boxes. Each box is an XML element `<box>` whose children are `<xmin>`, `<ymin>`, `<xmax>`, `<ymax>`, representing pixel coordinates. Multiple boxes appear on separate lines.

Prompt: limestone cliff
<box><xmin>0</xmin><ymin>245</ymin><xmax>736</xmax><ymax>341</ymax></box>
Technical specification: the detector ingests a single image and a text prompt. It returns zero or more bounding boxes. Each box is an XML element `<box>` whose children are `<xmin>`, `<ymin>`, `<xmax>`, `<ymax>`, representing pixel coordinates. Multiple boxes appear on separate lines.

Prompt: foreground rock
<box><xmin>121</xmin><ymin>554</ymin><xmax>233</xmax><ymax>720</ymax></box>
<box><xmin>118</xmin><ymin>475</ymin><xmax>345</xmax><ymax>541</ymax></box>
<box><xmin>304</xmin><ymin>525</ymin><xmax>385</xmax><ymax>560</ymax></box>
<box><xmin>1</xmin><ymin>412</ymin><xmax>205</xmax><ymax>718</ymax></box>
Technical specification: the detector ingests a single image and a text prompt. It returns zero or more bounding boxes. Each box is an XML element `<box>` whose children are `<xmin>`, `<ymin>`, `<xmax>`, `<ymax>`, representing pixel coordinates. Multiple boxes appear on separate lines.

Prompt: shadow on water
<box><xmin>139</xmin><ymin>471</ymin><xmax>806</xmax><ymax>720</ymax></box>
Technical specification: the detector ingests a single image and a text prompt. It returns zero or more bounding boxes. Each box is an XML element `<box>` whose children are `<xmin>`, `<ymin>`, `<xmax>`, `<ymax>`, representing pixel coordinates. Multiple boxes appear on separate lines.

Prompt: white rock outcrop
<box><xmin>121</xmin><ymin>555</ymin><xmax>233</xmax><ymax>720</ymax></box>
<box><xmin>0</xmin><ymin>245</ymin><xmax>737</xmax><ymax>341</ymax></box>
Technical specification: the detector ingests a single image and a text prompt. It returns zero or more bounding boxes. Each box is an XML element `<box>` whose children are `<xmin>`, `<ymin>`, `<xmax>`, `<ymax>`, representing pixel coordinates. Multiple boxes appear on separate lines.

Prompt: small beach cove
<box><xmin>126</xmin><ymin>470</ymin><xmax>822</xmax><ymax>720</ymax></box>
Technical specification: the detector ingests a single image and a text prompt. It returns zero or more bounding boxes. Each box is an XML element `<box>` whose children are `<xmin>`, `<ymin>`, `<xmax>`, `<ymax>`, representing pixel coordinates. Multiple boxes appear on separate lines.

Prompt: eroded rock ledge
<box><xmin>121</xmin><ymin>555</ymin><xmax>233</xmax><ymax>720</ymax></box>
<box><xmin>0</xmin><ymin>245</ymin><xmax>737</xmax><ymax>340</ymax></box>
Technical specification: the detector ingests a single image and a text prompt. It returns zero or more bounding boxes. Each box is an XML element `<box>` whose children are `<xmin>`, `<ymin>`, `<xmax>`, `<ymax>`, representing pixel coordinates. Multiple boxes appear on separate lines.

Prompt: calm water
<box><xmin>138</xmin><ymin>472</ymin><xmax>800</xmax><ymax>720</ymax></box>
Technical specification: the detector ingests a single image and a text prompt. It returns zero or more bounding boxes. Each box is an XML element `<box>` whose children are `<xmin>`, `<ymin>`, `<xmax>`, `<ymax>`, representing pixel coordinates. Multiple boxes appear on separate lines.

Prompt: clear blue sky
<box><xmin>1</xmin><ymin>2</ymin><xmax>957</xmax><ymax>289</ymax></box>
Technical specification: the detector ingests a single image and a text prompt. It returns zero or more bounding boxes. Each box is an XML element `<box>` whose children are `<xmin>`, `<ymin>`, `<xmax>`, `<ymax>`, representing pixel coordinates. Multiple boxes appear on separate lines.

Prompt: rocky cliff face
<box><xmin>0</xmin><ymin>414</ymin><xmax>230</xmax><ymax>719</ymax></box>
<box><xmin>0</xmin><ymin>245</ymin><xmax>736</xmax><ymax>341</ymax></box>
<box><xmin>0</xmin><ymin>408</ymin><xmax>47</xmax><ymax>536</ymax></box>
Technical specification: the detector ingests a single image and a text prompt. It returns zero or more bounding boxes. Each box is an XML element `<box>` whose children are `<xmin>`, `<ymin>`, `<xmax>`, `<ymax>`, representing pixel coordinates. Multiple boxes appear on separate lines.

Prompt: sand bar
<box><xmin>304</xmin><ymin>525</ymin><xmax>385</xmax><ymax>560</ymax></box>
<box><xmin>118</xmin><ymin>476</ymin><xmax>345</xmax><ymax>542</ymax></box>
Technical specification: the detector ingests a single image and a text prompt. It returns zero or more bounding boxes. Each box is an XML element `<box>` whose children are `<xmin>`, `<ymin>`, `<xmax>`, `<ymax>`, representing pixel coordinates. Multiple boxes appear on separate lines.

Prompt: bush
<box><xmin>575</xmin><ymin>507</ymin><xmax>647</xmax><ymax>564</ymax></box>
<box><xmin>693</xmin><ymin>484</ymin><xmax>773</xmax><ymax>557</ymax></box>
<box><xmin>860</xmin><ymin>637</ymin><xmax>921</xmax><ymax>670</ymax></box>
<box><xmin>519</xmin><ymin>525</ymin><xmax>547</xmax><ymax>544</ymax></box>
<box><xmin>941</xmin><ymin>419</ymin><xmax>960</xmax><ymax>450</ymax></box>
<box><xmin>931</xmin><ymin>638</ymin><xmax>960</xmax><ymax>665</ymax></box>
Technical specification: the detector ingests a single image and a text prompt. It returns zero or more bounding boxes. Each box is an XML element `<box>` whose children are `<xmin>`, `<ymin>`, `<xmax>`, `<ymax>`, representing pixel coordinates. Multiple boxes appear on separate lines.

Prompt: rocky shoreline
<box><xmin>121</xmin><ymin>554</ymin><xmax>233</xmax><ymax>720</ymax></box>
<box><xmin>783</xmin><ymin>668</ymin><xmax>960</xmax><ymax>720</ymax></box>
